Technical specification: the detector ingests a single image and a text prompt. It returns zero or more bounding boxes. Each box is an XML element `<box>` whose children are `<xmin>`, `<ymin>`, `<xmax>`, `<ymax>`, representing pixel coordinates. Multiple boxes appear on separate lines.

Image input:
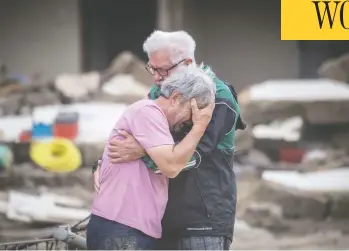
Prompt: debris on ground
<box><xmin>0</xmin><ymin>190</ymin><xmax>90</xmax><ymax>224</ymax></box>
<box><xmin>54</xmin><ymin>72</ymin><xmax>100</xmax><ymax>102</ymax></box>
<box><xmin>234</xmin><ymin>177</ymin><xmax>349</xmax><ymax>249</ymax></box>
<box><xmin>235</xmin><ymin>79</ymin><xmax>349</xmax><ymax>175</ymax></box>
<box><xmin>318</xmin><ymin>52</ymin><xmax>349</xmax><ymax>84</ymax></box>
<box><xmin>0</xmin><ymin>165</ymin><xmax>93</xmax><ymax>242</ymax></box>
<box><xmin>0</xmin><ymin>51</ymin><xmax>151</xmax><ymax>118</ymax></box>
<box><xmin>237</xmin><ymin>168</ymin><xmax>349</xmax><ymax>221</ymax></box>
<box><xmin>239</xmin><ymin>79</ymin><xmax>349</xmax><ymax>125</ymax></box>
<box><xmin>1</xmin><ymin>57</ymin><xmax>349</xmax><ymax>249</ymax></box>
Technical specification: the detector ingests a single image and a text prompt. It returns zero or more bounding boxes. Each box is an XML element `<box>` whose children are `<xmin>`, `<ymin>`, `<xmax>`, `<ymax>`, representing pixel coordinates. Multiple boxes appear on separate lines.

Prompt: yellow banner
<box><xmin>281</xmin><ymin>0</ymin><xmax>349</xmax><ymax>40</ymax></box>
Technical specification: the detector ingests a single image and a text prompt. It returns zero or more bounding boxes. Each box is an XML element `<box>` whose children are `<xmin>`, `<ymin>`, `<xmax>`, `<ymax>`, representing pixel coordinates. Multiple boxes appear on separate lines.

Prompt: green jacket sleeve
<box><xmin>142</xmin><ymin>151</ymin><xmax>199</xmax><ymax>173</ymax></box>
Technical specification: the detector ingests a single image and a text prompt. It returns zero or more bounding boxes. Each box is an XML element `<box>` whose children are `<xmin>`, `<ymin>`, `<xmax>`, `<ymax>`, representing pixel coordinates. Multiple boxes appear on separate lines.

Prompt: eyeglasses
<box><xmin>145</xmin><ymin>59</ymin><xmax>186</xmax><ymax>77</ymax></box>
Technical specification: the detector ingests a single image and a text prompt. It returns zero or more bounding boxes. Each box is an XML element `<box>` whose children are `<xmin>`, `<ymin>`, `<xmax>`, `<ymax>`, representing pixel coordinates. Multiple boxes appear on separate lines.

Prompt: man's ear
<box><xmin>184</xmin><ymin>58</ymin><xmax>193</xmax><ymax>65</ymax></box>
<box><xmin>170</xmin><ymin>91</ymin><xmax>181</xmax><ymax>105</ymax></box>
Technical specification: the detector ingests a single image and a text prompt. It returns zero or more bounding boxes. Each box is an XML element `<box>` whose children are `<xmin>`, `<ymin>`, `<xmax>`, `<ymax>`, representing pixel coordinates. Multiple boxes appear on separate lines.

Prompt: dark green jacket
<box><xmin>147</xmin><ymin>65</ymin><xmax>241</xmax><ymax>239</ymax></box>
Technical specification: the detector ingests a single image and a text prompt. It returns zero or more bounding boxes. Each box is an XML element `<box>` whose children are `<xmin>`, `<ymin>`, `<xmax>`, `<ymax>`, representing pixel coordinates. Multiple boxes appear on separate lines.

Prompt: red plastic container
<box><xmin>279</xmin><ymin>148</ymin><xmax>305</xmax><ymax>163</ymax></box>
<box><xmin>53</xmin><ymin>122</ymin><xmax>78</xmax><ymax>140</ymax></box>
<box><xmin>19</xmin><ymin>130</ymin><xmax>32</xmax><ymax>142</ymax></box>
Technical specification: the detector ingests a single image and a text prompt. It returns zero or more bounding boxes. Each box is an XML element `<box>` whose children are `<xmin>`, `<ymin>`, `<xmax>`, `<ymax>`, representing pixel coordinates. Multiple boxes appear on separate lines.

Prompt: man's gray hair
<box><xmin>160</xmin><ymin>66</ymin><xmax>216</xmax><ymax>108</ymax></box>
<box><xmin>143</xmin><ymin>30</ymin><xmax>196</xmax><ymax>64</ymax></box>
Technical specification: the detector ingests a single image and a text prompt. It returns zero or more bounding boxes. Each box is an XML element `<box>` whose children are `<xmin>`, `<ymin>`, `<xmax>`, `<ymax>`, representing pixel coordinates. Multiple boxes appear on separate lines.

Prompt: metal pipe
<box><xmin>52</xmin><ymin>227</ymin><xmax>87</xmax><ymax>249</ymax></box>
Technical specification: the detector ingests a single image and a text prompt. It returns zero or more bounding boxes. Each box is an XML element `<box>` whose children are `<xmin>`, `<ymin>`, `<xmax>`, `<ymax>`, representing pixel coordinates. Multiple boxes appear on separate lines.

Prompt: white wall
<box><xmin>0</xmin><ymin>0</ymin><xmax>81</xmax><ymax>80</ymax></box>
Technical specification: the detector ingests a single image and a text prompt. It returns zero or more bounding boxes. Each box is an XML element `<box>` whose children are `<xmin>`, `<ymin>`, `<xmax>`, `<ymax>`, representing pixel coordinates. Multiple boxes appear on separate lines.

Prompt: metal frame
<box><xmin>0</xmin><ymin>216</ymin><xmax>90</xmax><ymax>250</ymax></box>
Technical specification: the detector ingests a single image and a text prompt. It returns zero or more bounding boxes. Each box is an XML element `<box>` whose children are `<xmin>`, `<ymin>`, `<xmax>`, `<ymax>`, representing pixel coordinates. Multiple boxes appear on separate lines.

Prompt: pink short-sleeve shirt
<box><xmin>91</xmin><ymin>99</ymin><xmax>174</xmax><ymax>239</ymax></box>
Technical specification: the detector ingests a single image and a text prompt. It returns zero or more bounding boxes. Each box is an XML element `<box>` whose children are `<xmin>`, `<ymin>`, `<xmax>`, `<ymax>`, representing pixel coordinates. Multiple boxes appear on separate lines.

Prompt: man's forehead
<box><xmin>149</xmin><ymin>51</ymin><xmax>172</xmax><ymax>68</ymax></box>
<box><xmin>148</xmin><ymin>61</ymin><xmax>170</xmax><ymax>68</ymax></box>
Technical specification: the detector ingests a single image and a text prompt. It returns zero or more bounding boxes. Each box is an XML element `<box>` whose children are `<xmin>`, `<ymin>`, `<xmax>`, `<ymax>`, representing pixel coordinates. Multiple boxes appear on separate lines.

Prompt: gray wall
<box><xmin>0</xmin><ymin>0</ymin><xmax>299</xmax><ymax>85</ymax></box>
<box><xmin>183</xmin><ymin>0</ymin><xmax>299</xmax><ymax>90</ymax></box>
<box><xmin>0</xmin><ymin>0</ymin><xmax>81</xmax><ymax>80</ymax></box>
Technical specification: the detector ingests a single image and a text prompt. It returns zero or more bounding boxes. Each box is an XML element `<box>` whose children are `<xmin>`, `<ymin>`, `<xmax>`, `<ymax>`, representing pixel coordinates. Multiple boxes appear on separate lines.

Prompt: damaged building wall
<box><xmin>0</xmin><ymin>0</ymin><xmax>81</xmax><ymax>80</ymax></box>
<box><xmin>81</xmin><ymin>0</ymin><xmax>157</xmax><ymax>72</ymax></box>
<box><xmin>0</xmin><ymin>0</ymin><xmax>299</xmax><ymax>87</ymax></box>
<box><xmin>181</xmin><ymin>0</ymin><xmax>299</xmax><ymax>90</ymax></box>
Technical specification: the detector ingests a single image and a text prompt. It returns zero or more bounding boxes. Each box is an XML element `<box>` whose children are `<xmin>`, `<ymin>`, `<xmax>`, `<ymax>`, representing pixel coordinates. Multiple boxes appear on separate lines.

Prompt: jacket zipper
<box><xmin>195</xmin><ymin>171</ymin><xmax>210</xmax><ymax>218</ymax></box>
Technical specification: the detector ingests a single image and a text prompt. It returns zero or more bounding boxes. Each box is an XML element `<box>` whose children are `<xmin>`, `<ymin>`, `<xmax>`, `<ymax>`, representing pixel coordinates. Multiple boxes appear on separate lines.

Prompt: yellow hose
<box><xmin>30</xmin><ymin>137</ymin><xmax>82</xmax><ymax>173</ymax></box>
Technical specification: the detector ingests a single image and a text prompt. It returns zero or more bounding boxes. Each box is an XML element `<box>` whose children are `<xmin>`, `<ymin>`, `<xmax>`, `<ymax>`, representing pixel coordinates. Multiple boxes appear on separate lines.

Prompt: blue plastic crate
<box><xmin>32</xmin><ymin>122</ymin><xmax>53</xmax><ymax>139</ymax></box>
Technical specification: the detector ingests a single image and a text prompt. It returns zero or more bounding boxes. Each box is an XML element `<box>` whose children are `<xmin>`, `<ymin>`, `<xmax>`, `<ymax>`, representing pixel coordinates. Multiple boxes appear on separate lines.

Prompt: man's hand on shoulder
<box><xmin>107</xmin><ymin>130</ymin><xmax>146</xmax><ymax>163</ymax></box>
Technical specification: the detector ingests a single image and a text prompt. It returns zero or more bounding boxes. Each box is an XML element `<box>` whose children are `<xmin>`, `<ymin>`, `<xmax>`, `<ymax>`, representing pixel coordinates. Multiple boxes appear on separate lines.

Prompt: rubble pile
<box><xmin>236</xmin><ymin>79</ymin><xmax>349</xmax><ymax>171</ymax></box>
<box><xmin>233</xmin><ymin>78</ymin><xmax>349</xmax><ymax>248</ymax></box>
<box><xmin>234</xmin><ymin>174</ymin><xmax>349</xmax><ymax>249</ymax></box>
<box><xmin>238</xmin><ymin>79</ymin><xmax>349</xmax><ymax>125</ymax></box>
<box><xmin>0</xmin><ymin>165</ymin><xmax>93</xmax><ymax>242</ymax></box>
<box><xmin>0</xmin><ymin>51</ymin><xmax>151</xmax><ymax>117</ymax></box>
<box><xmin>318</xmin><ymin>52</ymin><xmax>349</xmax><ymax>84</ymax></box>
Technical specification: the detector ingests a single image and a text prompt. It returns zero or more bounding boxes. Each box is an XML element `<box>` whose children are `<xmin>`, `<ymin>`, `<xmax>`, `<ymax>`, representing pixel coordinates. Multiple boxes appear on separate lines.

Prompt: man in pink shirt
<box><xmin>86</xmin><ymin>67</ymin><xmax>216</xmax><ymax>250</ymax></box>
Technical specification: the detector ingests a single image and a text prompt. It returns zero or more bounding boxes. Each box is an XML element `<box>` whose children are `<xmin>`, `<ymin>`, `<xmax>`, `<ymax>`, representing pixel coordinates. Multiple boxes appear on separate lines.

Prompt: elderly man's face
<box><xmin>148</xmin><ymin>51</ymin><xmax>173</xmax><ymax>84</ymax></box>
<box><xmin>147</xmin><ymin>51</ymin><xmax>190</xmax><ymax>85</ymax></box>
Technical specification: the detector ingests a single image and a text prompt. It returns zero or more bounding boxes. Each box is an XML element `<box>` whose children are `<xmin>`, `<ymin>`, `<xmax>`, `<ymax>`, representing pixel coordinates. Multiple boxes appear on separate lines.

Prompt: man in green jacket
<box><xmin>93</xmin><ymin>30</ymin><xmax>245</xmax><ymax>250</ymax></box>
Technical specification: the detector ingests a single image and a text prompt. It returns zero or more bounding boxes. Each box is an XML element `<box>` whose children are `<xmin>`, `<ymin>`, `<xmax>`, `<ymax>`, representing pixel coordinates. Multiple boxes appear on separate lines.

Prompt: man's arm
<box><xmin>146</xmin><ymin>124</ymin><xmax>205</xmax><ymax>178</ymax></box>
<box><xmin>129</xmin><ymin>100</ymin><xmax>213</xmax><ymax>178</ymax></box>
<box><xmin>141</xmin><ymin>99</ymin><xmax>236</xmax><ymax>171</ymax></box>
